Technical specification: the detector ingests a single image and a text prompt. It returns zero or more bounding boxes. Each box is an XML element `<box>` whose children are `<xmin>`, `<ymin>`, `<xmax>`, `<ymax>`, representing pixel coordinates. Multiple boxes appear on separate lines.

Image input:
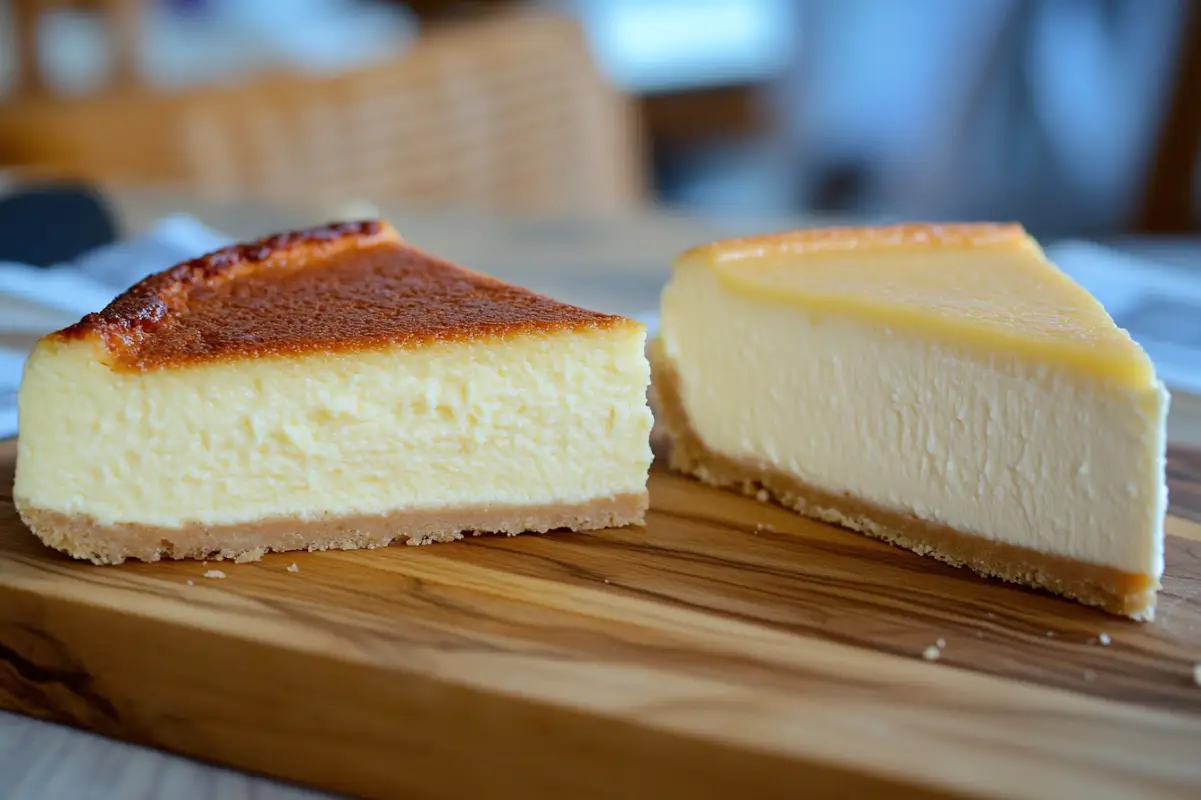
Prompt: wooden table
<box><xmin>2</xmin><ymin>193</ymin><xmax>1201</xmax><ymax>798</ymax></box>
<box><xmin>0</xmin><ymin>192</ymin><xmax>826</xmax><ymax>800</ymax></box>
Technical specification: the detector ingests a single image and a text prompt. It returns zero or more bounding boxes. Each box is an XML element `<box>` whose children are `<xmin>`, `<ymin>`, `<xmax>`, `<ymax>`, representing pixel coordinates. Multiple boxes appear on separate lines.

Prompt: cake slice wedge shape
<box><xmin>15</xmin><ymin>220</ymin><xmax>653</xmax><ymax>564</ymax></box>
<box><xmin>651</xmin><ymin>223</ymin><xmax>1170</xmax><ymax>619</ymax></box>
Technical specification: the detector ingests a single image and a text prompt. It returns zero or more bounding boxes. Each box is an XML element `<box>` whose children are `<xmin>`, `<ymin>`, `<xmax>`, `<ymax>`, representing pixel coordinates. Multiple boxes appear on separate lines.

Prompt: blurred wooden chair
<box><xmin>10</xmin><ymin>0</ymin><xmax>142</xmax><ymax>95</ymax></box>
<box><xmin>0</xmin><ymin>7</ymin><xmax>647</xmax><ymax>214</ymax></box>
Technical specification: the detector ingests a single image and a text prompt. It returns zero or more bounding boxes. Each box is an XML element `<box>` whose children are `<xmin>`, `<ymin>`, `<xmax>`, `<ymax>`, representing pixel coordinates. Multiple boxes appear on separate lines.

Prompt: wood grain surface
<box><xmin>1</xmin><ymin>438</ymin><xmax>1201</xmax><ymax>799</ymax></box>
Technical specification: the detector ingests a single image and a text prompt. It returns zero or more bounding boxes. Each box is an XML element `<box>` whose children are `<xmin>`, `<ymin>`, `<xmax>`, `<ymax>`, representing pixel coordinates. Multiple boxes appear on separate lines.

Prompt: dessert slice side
<box><xmin>16</xmin><ymin>221</ymin><xmax>654</xmax><ymax>564</ymax></box>
<box><xmin>651</xmin><ymin>223</ymin><xmax>1169</xmax><ymax>619</ymax></box>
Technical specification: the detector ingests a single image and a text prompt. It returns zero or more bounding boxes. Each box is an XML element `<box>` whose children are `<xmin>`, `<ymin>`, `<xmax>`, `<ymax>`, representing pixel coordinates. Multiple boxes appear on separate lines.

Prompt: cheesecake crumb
<box><xmin>754</xmin><ymin>522</ymin><xmax>776</xmax><ymax>533</ymax></box>
<box><xmin>755</xmin><ymin>488</ymin><xmax>770</xmax><ymax>503</ymax></box>
<box><xmin>287</xmin><ymin>562</ymin><xmax>300</xmax><ymax>573</ymax></box>
<box><xmin>1045</xmin><ymin>631</ymin><xmax>1056</xmax><ymax>638</ymax></box>
<box><xmin>922</xmin><ymin>645</ymin><xmax>941</xmax><ymax>662</ymax></box>
<box><xmin>1098</xmin><ymin>632</ymin><xmax>1111</xmax><ymax>646</ymax></box>
<box><xmin>1193</xmin><ymin>664</ymin><xmax>1201</xmax><ymax>687</ymax></box>
<box><xmin>935</xmin><ymin>637</ymin><xmax>946</xmax><ymax>649</ymax></box>
<box><xmin>1083</xmin><ymin>669</ymin><xmax>1097</xmax><ymax>682</ymax></box>
<box><xmin>235</xmin><ymin>547</ymin><xmax>266</xmax><ymax>564</ymax></box>
<box><xmin>203</xmin><ymin>569</ymin><xmax>227</xmax><ymax>579</ymax></box>
<box><xmin>186</xmin><ymin>580</ymin><xmax>194</xmax><ymax>586</ymax></box>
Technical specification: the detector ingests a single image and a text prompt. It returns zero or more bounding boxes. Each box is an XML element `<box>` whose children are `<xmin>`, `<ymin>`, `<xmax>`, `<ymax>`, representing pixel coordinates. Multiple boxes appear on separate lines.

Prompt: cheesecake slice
<box><xmin>651</xmin><ymin>223</ymin><xmax>1169</xmax><ymax>619</ymax></box>
<box><xmin>15</xmin><ymin>220</ymin><xmax>653</xmax><ymax>564</ymax></box>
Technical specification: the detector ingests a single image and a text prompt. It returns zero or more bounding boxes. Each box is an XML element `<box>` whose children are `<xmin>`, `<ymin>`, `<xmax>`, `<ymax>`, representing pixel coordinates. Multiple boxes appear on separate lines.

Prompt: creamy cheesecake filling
<box><xmin>650</xmin><ymin>350</ymin><xmax>1159</xmax><ymax>619</ymax></box>
<box><xmin>659</xmin><ymin>263</ymin><xmax>1169</xmax><ymax>577</ymax></box>
<box><xmin>15</xmin><ymin>326</ymin><xmax>653</xmax><ymax>528</ymax></box>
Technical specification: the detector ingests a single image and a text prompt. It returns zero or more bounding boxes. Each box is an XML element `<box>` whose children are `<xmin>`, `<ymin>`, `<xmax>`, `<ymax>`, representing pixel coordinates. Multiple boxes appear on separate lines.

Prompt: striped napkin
<box><xmin>0</xmin><ymin>215</ymin><xmax>231</xmax><ymax>438</ymax></box>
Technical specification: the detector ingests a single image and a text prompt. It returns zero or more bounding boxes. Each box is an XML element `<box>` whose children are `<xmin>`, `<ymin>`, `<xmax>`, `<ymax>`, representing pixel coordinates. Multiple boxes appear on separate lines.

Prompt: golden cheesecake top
<box><xmin>55</xmin><ymin>220</ymin><xmax>634</xmax><ymax>371</ymax></box>
<box><xmin>676</xmin><ymin>223</ymin><xmax>1157</xmax><ymax>388</ymax></box>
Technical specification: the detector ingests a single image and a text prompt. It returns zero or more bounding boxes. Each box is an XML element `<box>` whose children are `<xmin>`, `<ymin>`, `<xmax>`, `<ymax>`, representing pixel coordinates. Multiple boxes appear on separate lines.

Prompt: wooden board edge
<box><xmin>0</xmin><ymin>580</ymin><xmax>951</xmax><ymax>800</ymax></box>
<box><xmin>3</xmin><ymin>438</ymin><xmax>1201</xmax><ymax>798</ymax></box>
<box><xmin>2</xmin><ymin>543</ymin><xmax>1201</xmax><ymax>799</ymax></box>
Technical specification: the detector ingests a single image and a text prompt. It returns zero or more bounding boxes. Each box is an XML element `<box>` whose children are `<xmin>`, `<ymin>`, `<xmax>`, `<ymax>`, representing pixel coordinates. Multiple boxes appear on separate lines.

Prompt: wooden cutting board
<box><xmin>1</xmin><ymin>438</ymin><xmax>1200</xmax><ymax>799</ymax></box>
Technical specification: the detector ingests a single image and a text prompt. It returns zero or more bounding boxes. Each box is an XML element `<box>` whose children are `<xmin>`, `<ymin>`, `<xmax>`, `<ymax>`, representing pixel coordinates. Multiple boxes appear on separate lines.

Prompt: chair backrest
<box><xmin>10</xmin><ymin>0</ymin><xmax>143</xmax><ymax>97</ymax></box>
<box><xmin>0</xmin><ymin>9</ymin><xmax>648</xmax><ymax>214</ymax></box>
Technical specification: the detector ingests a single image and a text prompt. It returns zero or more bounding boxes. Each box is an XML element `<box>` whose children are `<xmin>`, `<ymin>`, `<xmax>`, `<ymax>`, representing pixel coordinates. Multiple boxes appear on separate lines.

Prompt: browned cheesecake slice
<box><xmin>16</xmin><ymin>221</ymin><xmax>653</xmax><ymax>563</ymax></box>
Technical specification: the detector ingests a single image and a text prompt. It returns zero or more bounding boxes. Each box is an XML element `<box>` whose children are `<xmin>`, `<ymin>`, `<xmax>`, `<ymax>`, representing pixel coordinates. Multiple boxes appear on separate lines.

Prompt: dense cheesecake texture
<box><xmin>16</xmin><ymin>221</ymin><xmax>653</xmax><ymax>563</ymax></box>
<box><xmin>653</xmin><ymin>223</ymin><xmax>1169</xmax><ymax>619</ymax></box>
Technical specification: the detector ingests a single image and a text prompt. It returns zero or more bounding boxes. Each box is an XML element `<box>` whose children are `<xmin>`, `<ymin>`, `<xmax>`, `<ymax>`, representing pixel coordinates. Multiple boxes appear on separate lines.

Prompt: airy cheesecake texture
<box><xmin>653</xmin><ymin>223</ymin><xmax>1169</xmax><ymax>619</ymax></box>
<box><xmin>16</xmin><ymin>221</ymin><xmax>654</xmax><ymax>563</ymax></box>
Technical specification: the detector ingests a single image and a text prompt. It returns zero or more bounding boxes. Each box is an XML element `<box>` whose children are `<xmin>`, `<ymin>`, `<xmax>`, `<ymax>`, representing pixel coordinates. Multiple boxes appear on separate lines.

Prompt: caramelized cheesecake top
<box><xmin>55</xmin><ymin>220</ymin><xmax>633</xmax><ymax>370</ymax></box>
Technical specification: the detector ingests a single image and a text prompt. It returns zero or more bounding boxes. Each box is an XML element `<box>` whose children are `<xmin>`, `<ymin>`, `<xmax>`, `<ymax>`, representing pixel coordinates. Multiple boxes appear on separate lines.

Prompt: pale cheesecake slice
<box><xmin>16</xmin><ymin>221</ymin><xmax>653</xmax><ymax>564</ymax></box>
<box><xmin>651</xmin><ymin>223</ymin><xmax>1169</xmax><ymax>619</ymax></box>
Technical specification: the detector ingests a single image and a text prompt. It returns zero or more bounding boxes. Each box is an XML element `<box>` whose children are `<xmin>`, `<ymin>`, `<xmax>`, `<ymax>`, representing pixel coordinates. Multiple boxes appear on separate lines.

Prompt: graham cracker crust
<box><xmin>16</xmin><ymin>493</ymin><xmax>647</xmax><ymax>566</ymax></box>
<box><xmin>648</xmin><ymin>342</ymin><xmax>1158</xmax><ymax>620</ymax></box>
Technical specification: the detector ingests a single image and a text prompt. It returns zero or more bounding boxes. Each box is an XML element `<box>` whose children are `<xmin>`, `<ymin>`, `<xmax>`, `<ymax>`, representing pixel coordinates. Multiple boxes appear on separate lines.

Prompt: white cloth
<box><xmin>1045</xmin><ymin>241</ymin><xmax>1201</xmax><ymax>395</ymax></box>
<box><xmin>0</xmin><ymin>215</ymin><xmax>230</xmax><ymax>438</ymax></box>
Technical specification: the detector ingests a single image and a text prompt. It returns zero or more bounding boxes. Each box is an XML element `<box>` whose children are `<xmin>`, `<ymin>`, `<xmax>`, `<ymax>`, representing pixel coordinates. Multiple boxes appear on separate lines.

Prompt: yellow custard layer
<box><xmin>16</xmin><ymin>328</ymin><xmax>654</xmax><ymax>527</ymax></box>
<box><xmin>678</xmin><ymin>224</ymin><xmax>1155</xmax><ymax>388</ymax></box>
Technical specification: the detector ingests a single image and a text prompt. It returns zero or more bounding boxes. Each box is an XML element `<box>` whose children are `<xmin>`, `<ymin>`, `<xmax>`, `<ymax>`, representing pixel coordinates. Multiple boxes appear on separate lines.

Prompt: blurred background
<box><xmin>1</xmin><ymin>0</ymin><xmax>1200</xmax><ymax>442</ymax></box>
<box><xmin>0</xmin><ymin>0</ymin><xmax>1197</xmax><ymax>236</ymax></box>
<box><xmin>2</xmin><ymin>2</ymin><xmax>1201</xmax><ymax>791</ymax></box>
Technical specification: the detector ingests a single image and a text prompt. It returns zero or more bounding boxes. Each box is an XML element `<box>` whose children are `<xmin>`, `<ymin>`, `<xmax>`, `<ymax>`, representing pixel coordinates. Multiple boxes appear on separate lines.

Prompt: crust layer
<box><xmin>17</xmin><ymin>493</ymin><xmax>648</xmax><ymax>565</ymax></box>
<box><xmin>54</xmin><ymin>220</ymin><xmax>634</xmax><ymax>370</ymax></box>
<box><xmin>649</xmin><ymin>342</ymin><xmax>1158</xmax><ymax>620</ymax></box>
